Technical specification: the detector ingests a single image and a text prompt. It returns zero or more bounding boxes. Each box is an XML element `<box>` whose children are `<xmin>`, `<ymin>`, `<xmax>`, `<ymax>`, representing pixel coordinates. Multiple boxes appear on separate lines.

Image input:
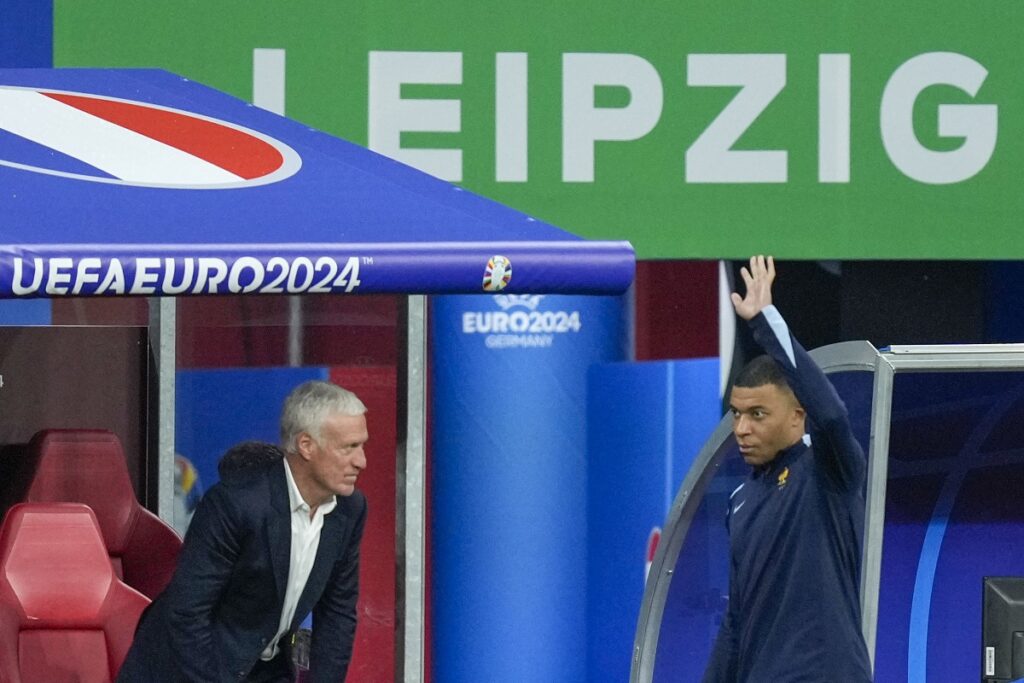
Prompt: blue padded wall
<box><xmin>586</xmin><ymin>358</ymin><xmax>720</xmax><ymax>683</ymax></box>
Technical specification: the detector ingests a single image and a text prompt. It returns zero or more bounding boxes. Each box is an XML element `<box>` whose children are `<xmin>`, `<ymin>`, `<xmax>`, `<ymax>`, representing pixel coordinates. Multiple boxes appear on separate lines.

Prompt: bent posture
<box><xmin>119</xmin><ymin>380</ymin><xmax>369</xmax><ymax>682</ymax></box>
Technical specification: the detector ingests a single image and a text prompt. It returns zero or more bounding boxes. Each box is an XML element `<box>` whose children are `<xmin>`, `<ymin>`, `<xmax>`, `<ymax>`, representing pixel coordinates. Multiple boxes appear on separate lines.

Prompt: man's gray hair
<box><xmin>280</xmin><ymin>380</ymin><xmax>366</xmax><ymax>453</ymax></box>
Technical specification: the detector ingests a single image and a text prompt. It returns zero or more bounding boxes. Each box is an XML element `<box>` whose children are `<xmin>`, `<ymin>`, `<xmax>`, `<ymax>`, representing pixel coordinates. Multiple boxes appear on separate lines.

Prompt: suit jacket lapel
<box><xmin>290</xmin><ymin>505</ymin><xmax>347</xmax><ymax>631</ymax></box>
<box><xmin>267</xmin><ymin>461</ymin><xmax>291</xmax><ymax>603</ymax></box>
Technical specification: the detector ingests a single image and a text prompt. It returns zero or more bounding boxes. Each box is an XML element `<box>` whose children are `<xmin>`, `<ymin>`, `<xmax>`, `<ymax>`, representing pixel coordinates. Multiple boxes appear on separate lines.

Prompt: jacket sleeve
<box><xmin>308</xmin><ymin>493</ymin><xmax>367</xmax><ymax>682</ymax></box>
<box><xmin>161</xmin><ymin>482</ymin><xmax>245</xmax><ymax>681</ymax></box>
<box><xmin>749</xmin><ymin>305</ymin><xmax>866</xmax><ymax>490</ymax></box>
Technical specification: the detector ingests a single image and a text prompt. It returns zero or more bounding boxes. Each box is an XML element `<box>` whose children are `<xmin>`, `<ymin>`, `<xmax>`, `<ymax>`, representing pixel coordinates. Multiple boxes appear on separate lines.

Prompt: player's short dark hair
<box><xmin>218</xmin><ymin>440</ymin><xmax>284</xmax><ymax>479</ymax></box>
<box><xmin>733</xmin><ymin>354</ymin><xmax>791</xmax><ymax>392</ymax></box>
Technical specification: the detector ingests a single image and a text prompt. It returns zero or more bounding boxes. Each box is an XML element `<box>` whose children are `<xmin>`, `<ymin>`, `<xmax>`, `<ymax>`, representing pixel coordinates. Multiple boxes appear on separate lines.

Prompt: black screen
<box><xmin>983</xmin><ymin>576</ymin><xmax>1024</xmax><ymax>682</ymax></box>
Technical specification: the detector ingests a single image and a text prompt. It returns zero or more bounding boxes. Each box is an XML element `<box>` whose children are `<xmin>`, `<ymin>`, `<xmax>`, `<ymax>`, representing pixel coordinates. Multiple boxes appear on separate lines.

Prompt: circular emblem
<box><xmin>482</xmin><ymin>255</ymin><xmax>512</xmax><ymax>292</ymax></box>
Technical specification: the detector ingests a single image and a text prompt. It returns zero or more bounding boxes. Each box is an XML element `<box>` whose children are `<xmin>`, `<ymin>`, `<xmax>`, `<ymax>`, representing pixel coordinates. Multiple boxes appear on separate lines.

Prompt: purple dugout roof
<box><xmin>0</xmin><ymin>68</ymin><xmax>635</xmax><ymax>298</ymax></box>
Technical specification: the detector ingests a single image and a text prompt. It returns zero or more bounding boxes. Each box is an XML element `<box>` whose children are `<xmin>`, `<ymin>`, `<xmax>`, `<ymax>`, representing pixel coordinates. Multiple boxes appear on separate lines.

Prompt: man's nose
<box><xmin>354</xmin><ymin>447</ymin><xmax>367</xmax><ymax>471</ymax></box>
<box><xmin>734</xmin><ymin>415</ymin><xmax>751</xmax><ymax>435</ymax></box>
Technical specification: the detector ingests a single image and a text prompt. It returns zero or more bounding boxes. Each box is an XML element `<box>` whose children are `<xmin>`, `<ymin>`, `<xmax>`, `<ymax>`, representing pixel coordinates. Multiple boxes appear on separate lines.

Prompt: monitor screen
<box><xmin>983</xmin><ymin>576</ymin><xmax>1024</xmax><ymax>683</ymax></box>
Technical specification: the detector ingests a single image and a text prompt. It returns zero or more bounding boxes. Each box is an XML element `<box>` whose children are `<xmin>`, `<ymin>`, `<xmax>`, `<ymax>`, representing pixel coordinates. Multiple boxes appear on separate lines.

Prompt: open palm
<box><xmin>730</xmin><ymin>255</ymin><xmax>775</xmax><ymax>321</ymax></box>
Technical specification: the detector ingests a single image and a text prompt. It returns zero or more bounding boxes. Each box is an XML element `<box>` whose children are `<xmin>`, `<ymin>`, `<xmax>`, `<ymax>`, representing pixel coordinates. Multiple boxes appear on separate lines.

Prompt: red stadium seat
<box><xmin>0</xmin><ymin>503</ymin><xmax>150</xmax><ymax>683</ymax></box>
<box><xmin>19</xmin><ymin>429</ymin><xmax>182</xmax><ymax>600</ymax></box>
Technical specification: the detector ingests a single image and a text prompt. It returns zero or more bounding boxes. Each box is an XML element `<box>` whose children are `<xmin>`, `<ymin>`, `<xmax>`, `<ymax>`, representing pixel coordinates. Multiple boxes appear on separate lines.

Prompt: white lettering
<box><xmin>71</xmin><ymin>258</ymin><xmax>102</xmax><ymax>295</ymax></box>
<box><xmin>368</xmin><ymin>51</ymin><xmax>463</xmax><ymax>181</ymax></box>
<box><xmin>130</xmin><ymin>257</ymin><xmax>161</xmax><ymax>294</ymax></box>
<box><xmin>45</xmin><ymin>258</ymin><xmax>74</xmax><ymax>295</ymax></box>
<box><xmin>819</xmin><ymin>54</ymin><xmax>851</xmax><ymax>183</ymax></box>
<box><xmin>162</xmin><ymin>258</ymin><xmax>194</xmax><ymax>295</ymax></box>
<box><xmin>12</xmin><ymin>258</ymin><xmax>43</xmax><ymax>295</ymax></box>
<box><xmin>496</xmin><ymin>52</ymin><xmax>529</xmax><ymax>182</ymax></box>
<box><xmin>194</xmin><ymin>258</ymin><xmax>228</xmax><ymax>294</ymax></box>
<box><xmin>229</xmin><ymin>257</ymin><xmax>265</xmax><ymax>293</ymax></box>
<box><xmin>484</xmin><ymin>334</ymin><xmax>554</xmax><ymax>349</ymax></box>
<box><xmin>881</xmin><ymin>52</ymin><xmax>997</xmax><ymax>184</ymax></box>
<box><xmin>562</xmin><ymin>53</ymin><xmax>663</xmax><ymax>182</ymax></box>
<box><xmin>335</xmin><ymin>257</ymin><xmax>361</xmax><ymax>293</ymax></box>
<box><xmin>96</xmin><ymin>259</ymin><xmax>125</xmax><ymax>295</ymax></box>
<box><xmin>686</xmin><ymin>54</ymin><xmax>787</xmax><ymax>183</ymax></box>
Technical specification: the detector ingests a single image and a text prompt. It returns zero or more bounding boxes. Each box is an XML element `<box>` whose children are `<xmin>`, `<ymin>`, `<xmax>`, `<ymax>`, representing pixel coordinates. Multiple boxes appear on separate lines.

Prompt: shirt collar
<box><xmin>283</xmin><ymin>458</ymin><xmax>338</xmax><ymax>516</ymax></box>
<box><xmin>753</xmin><ymin>436</ymin><xmax>809</xmax><ymax>479</ymax></box>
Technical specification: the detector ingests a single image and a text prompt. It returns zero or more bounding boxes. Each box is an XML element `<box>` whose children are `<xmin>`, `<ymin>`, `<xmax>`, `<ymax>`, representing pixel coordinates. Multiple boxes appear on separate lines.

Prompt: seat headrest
<box><xmin>26</xmin><ymin>430</ymin><xmax>137</xmax><ymax>552</ymax></box>
<box><xmin>0</xmin><ymin>503</ymin><xmax>114</xmax><ymax>625</ymax></box>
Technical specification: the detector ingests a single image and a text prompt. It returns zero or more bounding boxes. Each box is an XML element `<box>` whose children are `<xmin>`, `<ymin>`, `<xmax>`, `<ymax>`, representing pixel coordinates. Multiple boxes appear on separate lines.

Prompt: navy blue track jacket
<box><xmin>702</xmin><ymin>306</ymin><xmax>873</xmax><ymax>683</ymax></box>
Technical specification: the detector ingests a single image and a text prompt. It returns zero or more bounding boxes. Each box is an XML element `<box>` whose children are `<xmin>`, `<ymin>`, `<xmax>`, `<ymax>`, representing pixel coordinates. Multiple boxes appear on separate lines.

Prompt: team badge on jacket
<box><xmin>777</xmin><ymin>467</ymin><xmax>790</xmax><ymax>488</ymax></box>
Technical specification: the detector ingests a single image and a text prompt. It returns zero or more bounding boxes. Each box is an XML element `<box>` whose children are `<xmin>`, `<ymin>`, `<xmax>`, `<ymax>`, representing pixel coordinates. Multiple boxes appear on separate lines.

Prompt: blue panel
<box><xmin>0</xmin><ymin>68</ymin><xmax>634</xmax><ymax>296</ymax></box>
<box><xmin>0</xmin><ymin>299</ymin><xmax>50</xmax><ymax>325</ymax></box>
<box><xmin>874</xmin><ymin>371</ymin><xmax>1024</xmax><ymax>683</ymax></box>
<box><xmin>0</xmin><ymin>1</ymin><xmax>52</xmax><ymax>68</ymax></box>
<box><xmin>586</xmin><ymin>358</ymin><xmax>720</xmax><ymax>683</ymax></box>
<box><xmin>431</xmin><ymin>294</ymin><xmax>628</xmax><ymax>683</ymax></box>
<box><xmin>174</xmin><ymin>366</ymin><xmax>326</xmax><ymax>491</ymax></box>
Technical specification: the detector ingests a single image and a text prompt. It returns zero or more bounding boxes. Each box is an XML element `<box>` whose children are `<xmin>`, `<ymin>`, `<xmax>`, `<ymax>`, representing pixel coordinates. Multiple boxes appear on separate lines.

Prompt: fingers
<box><xmin>729</xmin><ymin>292</ymin><xmax>742</xmax><ymax>309</ymax></box>
<box><xmin>739</xmin><ymin>266</ymin><xmax>753</xmax><ymax>287</ymax></box>
<box><xmin>746</xmin><ymin>255</ymin><xmax>775</xmax><ymax>281</ymax></box>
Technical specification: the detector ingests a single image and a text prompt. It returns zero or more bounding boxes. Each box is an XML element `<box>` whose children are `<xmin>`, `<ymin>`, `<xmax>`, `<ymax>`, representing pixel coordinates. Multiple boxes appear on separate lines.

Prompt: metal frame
<box><xmin>149</xmin><ymin>296</ymin><xmax>177</xmax><ymax>524</ymax></box>
<box><xmin>860</xmin><ymin>353</ymin><xmax>893</xmax><ymax>666</ymax></box>
<box><xmin>398</xmin><ymin>295</ymin><xmax>428</xmax><ymax>682</ymax></box>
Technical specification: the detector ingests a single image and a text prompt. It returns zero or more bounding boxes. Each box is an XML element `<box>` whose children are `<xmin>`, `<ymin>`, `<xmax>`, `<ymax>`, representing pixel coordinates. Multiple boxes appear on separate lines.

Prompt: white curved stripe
<box><xmin>0</xmin><ymin>88</ymin><xmax>242</xmax><ymax>184</ymax></box>
<box><xmin>761</xmin><ymin>304</ymin><xmax>797</xmax><ymax>367</ymax></box>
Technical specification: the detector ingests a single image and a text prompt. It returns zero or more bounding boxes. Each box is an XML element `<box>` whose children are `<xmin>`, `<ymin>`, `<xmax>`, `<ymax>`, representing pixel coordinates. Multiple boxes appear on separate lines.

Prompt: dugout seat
<box><xmin>0</xmin><ymin>503</ymin><xmax>150</xmax><ymax>682</ymax></box>
<box><xmin>16</xmin><ymin>429</ymin><xmax>182</xmax><ymax>599</ymax></box>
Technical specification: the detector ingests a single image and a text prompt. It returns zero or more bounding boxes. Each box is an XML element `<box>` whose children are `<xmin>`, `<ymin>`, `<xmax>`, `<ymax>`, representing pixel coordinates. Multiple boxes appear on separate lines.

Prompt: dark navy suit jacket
<box><xmin>118</xmin><ymin>459</ymin><xmax>366</xmax><ymax>682</ymax></box>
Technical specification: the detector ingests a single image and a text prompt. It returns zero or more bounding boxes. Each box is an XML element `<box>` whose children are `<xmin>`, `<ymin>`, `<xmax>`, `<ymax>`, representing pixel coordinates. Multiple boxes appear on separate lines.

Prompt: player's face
<box><xmin>306</xmin><ymin>412</ymin><xmax>368</xmax><ymax>499</ymax></box>
<box><xmin>729</xmin><ymin>384</ymin><xmax>805</xmax><ymax>467</ymax></box>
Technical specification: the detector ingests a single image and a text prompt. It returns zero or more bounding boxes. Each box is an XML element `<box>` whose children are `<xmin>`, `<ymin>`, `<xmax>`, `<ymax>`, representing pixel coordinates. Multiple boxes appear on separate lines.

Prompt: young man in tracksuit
<box><xmin>703</xmin><ymin>255</ymin><xmax>873</xmax><ymax>682</ymax></box>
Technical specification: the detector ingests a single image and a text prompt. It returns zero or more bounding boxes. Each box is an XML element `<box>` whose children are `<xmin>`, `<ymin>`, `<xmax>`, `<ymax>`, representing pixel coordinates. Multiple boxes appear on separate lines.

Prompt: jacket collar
<box><xmin>268</xmin><ymin>460</ymin><xmax>353</xmax><ymax>627</ymax></box>
<box><xmin>752</xmin><ymin>436</ymin><xmax>808</xmax><ymax>480</ymax></box>
<box><xmin>268</xmin><ymin>460</ymin><xmax>291</xmax><ymax>601</ymax></box>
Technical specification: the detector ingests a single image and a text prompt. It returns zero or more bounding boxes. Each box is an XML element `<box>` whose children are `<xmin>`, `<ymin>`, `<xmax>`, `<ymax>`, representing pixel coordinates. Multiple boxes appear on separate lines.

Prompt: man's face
<box><xmin>729</xmin><ymin>383</ymin><xmax>805</xmax><ymax>467</ymax></box>
<box><xmin>302</xmin><ymin>412</ymin><xmax>369</xmax><ymax>498</ymax></box>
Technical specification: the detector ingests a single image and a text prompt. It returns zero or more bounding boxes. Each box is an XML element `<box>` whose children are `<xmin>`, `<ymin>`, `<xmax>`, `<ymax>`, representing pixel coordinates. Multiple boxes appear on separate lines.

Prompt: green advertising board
<box><xmin>53</xmin><ymin>1</ymin><xmax>1022</xmax><ymax>259</ymax></box>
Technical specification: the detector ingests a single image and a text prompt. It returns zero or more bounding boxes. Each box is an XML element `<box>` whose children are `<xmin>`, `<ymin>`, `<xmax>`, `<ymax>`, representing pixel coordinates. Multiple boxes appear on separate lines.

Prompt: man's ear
<box><xmin>295</xmin><ymin>432</ymin><xmax>317</xmax><ymax>461</ymax></box>
<box><xmin>791</xmin><ymin>406</ymin><xmax>806</xmax><ymax>427</ymax></box>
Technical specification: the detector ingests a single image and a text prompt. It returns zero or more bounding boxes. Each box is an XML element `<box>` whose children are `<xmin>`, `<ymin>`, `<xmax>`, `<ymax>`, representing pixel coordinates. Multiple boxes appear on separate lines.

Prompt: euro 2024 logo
<box><xmin>461</xmin><ymin>294</ymin><xmax>583</xmax><ymax>349</ymax></box>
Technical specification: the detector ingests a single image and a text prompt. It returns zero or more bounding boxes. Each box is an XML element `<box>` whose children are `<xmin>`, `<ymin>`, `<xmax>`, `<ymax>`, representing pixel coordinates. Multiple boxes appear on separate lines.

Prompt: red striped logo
<box><xmin>0</xmin><ymin>86</ymin><xmax>300</xmax><ymax>188</ymax></box>
<box><xmin>645</xmin><ymin>526</ymin><xmax>661</xmax><ymax>583</ymax></box>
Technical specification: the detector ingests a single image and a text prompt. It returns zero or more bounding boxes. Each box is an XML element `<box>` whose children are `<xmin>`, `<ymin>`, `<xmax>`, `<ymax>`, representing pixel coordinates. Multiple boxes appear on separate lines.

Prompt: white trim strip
<box><xmin>762</xmin><ymin>304</ymin><xmax>797</xmax><ymax>367</ymax></box>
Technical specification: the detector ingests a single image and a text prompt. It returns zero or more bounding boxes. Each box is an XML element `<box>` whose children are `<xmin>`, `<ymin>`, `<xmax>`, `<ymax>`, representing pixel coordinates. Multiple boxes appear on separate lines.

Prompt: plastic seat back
<box><xmin>23</xmin><ymin>429</ymin><xmax>182</xmax><ymax>599</ymax></box>
<box><xmin>0</xmin><ymin>503</ymin><xmax>150</xmax><ymax>682</ymax></box>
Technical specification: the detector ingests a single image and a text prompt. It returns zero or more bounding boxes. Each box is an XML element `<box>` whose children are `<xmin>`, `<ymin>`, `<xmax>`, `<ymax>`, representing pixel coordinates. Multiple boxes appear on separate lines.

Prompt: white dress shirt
<box><xmin>260</xmin><ymin>459</ymin><xmax>337</xmax><ymax>660</ymax></box>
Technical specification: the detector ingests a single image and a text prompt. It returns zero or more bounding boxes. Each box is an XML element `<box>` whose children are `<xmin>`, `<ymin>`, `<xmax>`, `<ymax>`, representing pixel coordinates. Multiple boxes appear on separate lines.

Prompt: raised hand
<box><xmin>730</xmin><ymin>255</ymin><xmax>775</xmax><ymax>321</ymax></box>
